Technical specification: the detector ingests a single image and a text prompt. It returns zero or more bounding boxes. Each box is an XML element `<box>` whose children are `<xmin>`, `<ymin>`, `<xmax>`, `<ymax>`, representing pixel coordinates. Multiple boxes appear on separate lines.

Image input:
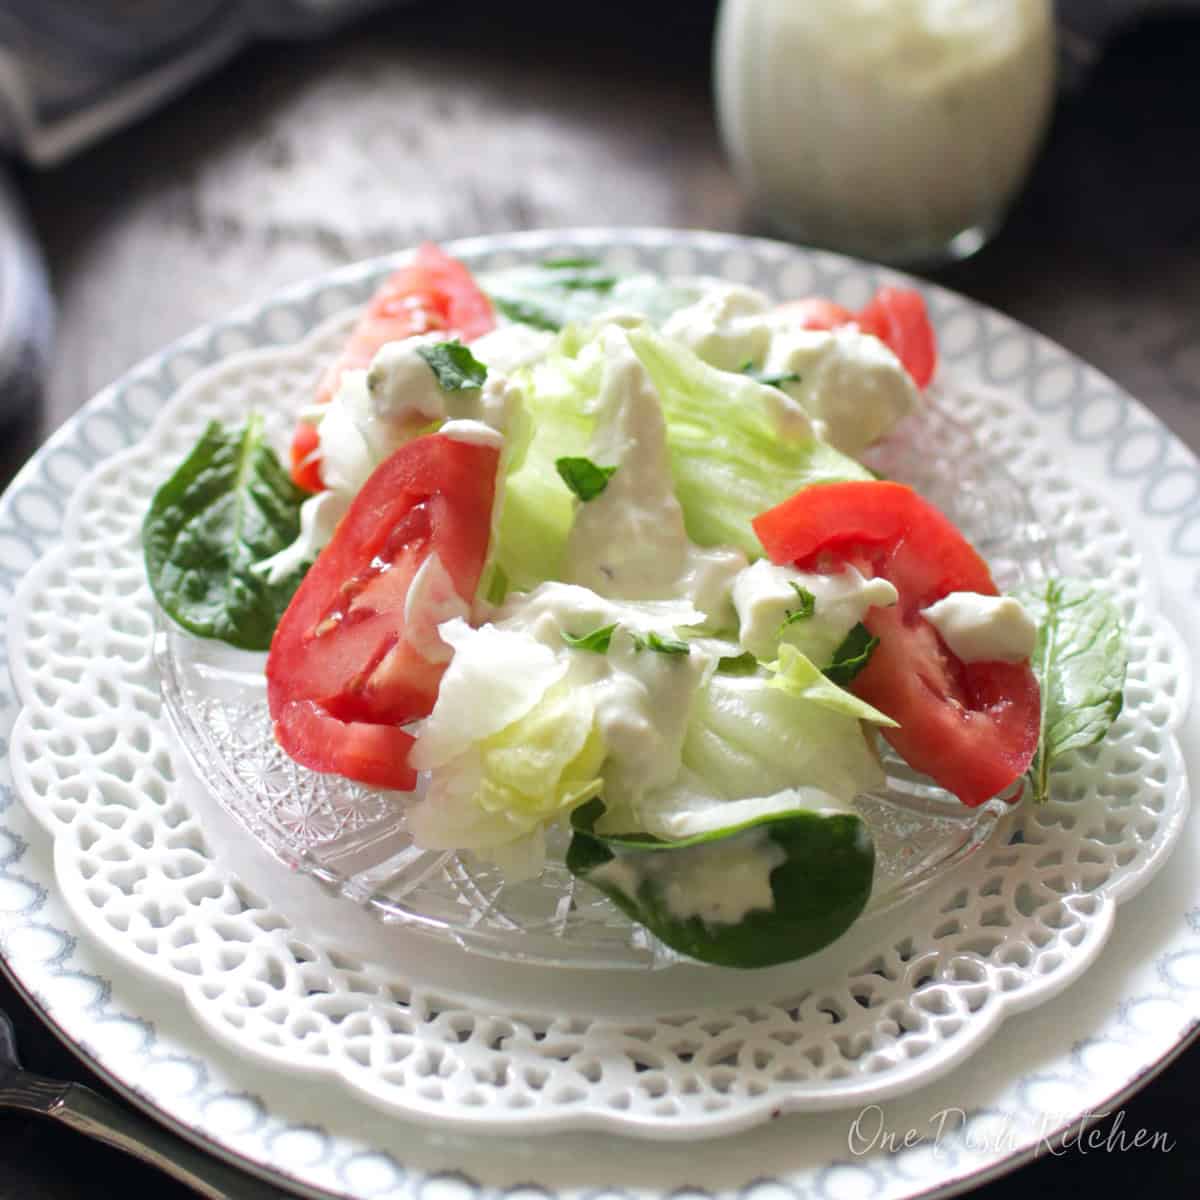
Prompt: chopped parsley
<box><xmin>556</xmin><ymin>456</ymin><xmax>618</xmax><ymax>502</ymax></box>
<box><xmin>562</xmin><ymin>624</ymin><xmax>618</xmax><ymax>654</ymax></box>
<box><xmin>781</xmin><ymin>582</ymin><xmax>817</xmax><ymax>628</ymax></box>
<box><xmin>540</xmin><ymin>257</ymin><xmax>617</xmax><ymax>291</ymax></box>
<box><xmin>491</xmin><ymin>296</ymin><xmax>562</xmax><ymax>331</ymax></box>
<box><xmin>632</xmin><ymin>631</ymin><xmax>691</xmax><ymax>656</ymax></box>
<box><xmin>416</xmin><ymin>339</ymin><xmax>488</xmax><ymax>391</ymax></box>
<box><xmin>740</xmin><ymin>360</ymin><xmax>803</xmax><ymax>389</ymax></box>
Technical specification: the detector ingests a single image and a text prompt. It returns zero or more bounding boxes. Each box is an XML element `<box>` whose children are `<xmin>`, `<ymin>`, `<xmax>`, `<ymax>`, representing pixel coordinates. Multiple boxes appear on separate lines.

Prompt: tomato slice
<box><xmin>290</xmin><ymin>422</ymin><xmax>324</xmax><ymax>494</ymax></box>
<box><xmin>753</xmin><ymin>481</ymin><xmax>1040</xmax><ymax>807</ymax></box>
<box><xmin>290</xmin><ymin>243</ymin><xmax>496</xmax><ymax>492</ymax></box>
<box><xmin>857</xmin><ymin>287</ymin><xmax>937</xmax><ymax>389</ymax></box>
<box><xmin>773</xmin><ymin>298</ymin><xmax>857</xmax><ymax>331</ymax></box>
<box><xmin>268</xmin><ymin>433</ymin><xmax>500</xmax><ymax>790</ymax></box>
<box><xmin>274</xmin><ymin>700</ymin><xmax>419</xmax><ymax>793</ymax></box>
<box><xmin>774</xmin><ymin>286</ymin><xmax>937</xmax><ymax>389</ymax></box>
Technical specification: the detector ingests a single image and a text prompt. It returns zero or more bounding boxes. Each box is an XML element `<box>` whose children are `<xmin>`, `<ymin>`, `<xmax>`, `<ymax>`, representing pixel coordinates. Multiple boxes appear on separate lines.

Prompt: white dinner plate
<box><xmin>1</xmin><ymin>229</ymin><xmax>1198</xmax><ymax>1198</ymax></box>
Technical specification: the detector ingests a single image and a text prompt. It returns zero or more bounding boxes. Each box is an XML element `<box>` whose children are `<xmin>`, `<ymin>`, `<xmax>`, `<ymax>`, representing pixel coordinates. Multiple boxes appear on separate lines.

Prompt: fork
<box><xmin>0</xmin><ymin>1007</ymin><xmax>288</xmax><ymax>1198</ymax></box>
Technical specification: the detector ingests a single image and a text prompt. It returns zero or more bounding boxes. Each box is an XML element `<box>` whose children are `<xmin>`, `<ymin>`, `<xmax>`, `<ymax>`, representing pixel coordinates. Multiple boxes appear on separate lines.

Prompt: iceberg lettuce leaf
<box><xmin>408</xmin><ymin>679</ymin><xmax>604</xmax><ymax>879</ymax></box>
<box><xmin>490</xmin><ymin>348</ymin><xmax>600</xmax><ymax>591</ymax></box>
<box><xmin>768</xmin><ymin>643</ymin><xmax>896</xmax><ymax>726</ymax></box>
<box><xmin>628</xmin><ymin>661</ymin><xmax>886</xmax><ymax>844</ymax></box>
<box><xmin>626</xmin><ymin>328</ymin><xmax>872</xmax><ymax>554</ymax></box>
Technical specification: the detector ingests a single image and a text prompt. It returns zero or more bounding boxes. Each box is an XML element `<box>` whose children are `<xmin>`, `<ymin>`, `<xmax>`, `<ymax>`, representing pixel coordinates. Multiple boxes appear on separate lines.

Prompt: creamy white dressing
<box><xmin>660</xmin><ymin>283</ymin><xmax>772</xmax><ymax>371</ymax></box>
<box><xmin>588</xmin><ymin>628</ymin><xmax>712</xmax><ymax>804</ymax></box>
<box><xmin>315</xmin><ymin>368</ymin><xmax>398</xmax><ymax>495</ymax></box>
<box><xmin>469</xmin><ymin>323</ymin><xmax>557</xmax><ymax>375</ymax></box>
<box><xmin>366</xmin><ymin>334</ymin><xmax>452</xmax><ymax>425</ymax></box>
<box><xmin>321</xmin><ymin>335</ymin><xmax>516</xmax><ymax>495</ymax></box>
<box><xmin>661</xmin><ymin>290</ymin><xmax>918</xmax><ymax>456</ymax></box>
<box><xmin>498</xmin><ymin>580</ymin><xmax>707</xmax><ymax>641</ymax></box>
<box><xmin>761</xmin><ymin>323</ymin><xmax>919</xmax><ymax>458</ymax></box>
<box><xmin>715</xmin><ymin>0</ymin><xmax>1056</xmax><ymax>262</ymax></box>
<box><xmin>437</xmin><ymin>419</ymin><xmax>505</xmax><ymax>449</ymax></box>
<box><xmin>591</xmin><ymin>826</ymin><xmax>786</xmax><ymax>927</ymax></box>
<box><xmin>921</xmin><ymin>591</ymin><xmax>1037</xmax><ymax>663</ymax></box>
<box><xmin>732</xmin><ymin>560</ymin><xmax>898</xmax><ymax>663</ymax></box>
<box><xmin>639</xmin><ymin>786</ymin><xmax>852</xmax><ymax>841</ymax></box>
<box><xmin>497</xmin><ymin>581</ymin><xmax>716</xmax><ymax>803</ymax></box>
<box><xmin>562</xmin><ymin>324</ymin><xmax>747</xmax><ymax>628</ymax></box>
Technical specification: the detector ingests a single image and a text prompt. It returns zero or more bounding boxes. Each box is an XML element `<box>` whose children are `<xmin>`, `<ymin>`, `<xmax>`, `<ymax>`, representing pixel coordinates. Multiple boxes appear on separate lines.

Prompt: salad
<box><xmin>143</xmin><ymin>244</ymin><xmax>1128</xmax><ymax>969</ymax></box>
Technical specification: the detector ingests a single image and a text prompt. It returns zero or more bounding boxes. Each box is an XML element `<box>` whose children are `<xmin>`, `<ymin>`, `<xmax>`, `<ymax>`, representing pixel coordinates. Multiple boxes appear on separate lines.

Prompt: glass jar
<box><xmin>715</xmin><ymin>0</ymin><xmax>1057</xmax><ymax>266</ymax></box>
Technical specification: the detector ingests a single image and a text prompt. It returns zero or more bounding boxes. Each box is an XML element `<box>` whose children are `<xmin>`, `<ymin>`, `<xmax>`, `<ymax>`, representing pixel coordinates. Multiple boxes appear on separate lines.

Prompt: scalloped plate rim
<box><xmin>0</xmin><ymin>227</ymin><xmax>1196</xmax><ymax>1197</ymax></box>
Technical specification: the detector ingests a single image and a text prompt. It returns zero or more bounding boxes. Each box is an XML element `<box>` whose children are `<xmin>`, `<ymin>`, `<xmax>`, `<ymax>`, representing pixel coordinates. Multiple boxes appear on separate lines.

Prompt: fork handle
<box><xmin>48</xmin><ymin>1081</ymin><xmax>288</xmax><ymax>1199</ymax></box>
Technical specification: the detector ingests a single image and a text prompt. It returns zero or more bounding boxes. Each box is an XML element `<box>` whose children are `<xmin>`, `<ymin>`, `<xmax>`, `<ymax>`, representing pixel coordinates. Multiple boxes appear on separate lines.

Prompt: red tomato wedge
<box><xmin>774</xmin><ymin>286</ymin><xmax>937</xmax><ymax>389</ymax></box>
<box><xmin>773</xmin><ymin>297</ymin><xmax>857</xmax><ymax>331</ymax></box>
<box><xmin>268</xmin><ymin>433</ymin><xmax>500</xmax><ymax>791</ymax></box>
<box><xmin>289</xmin><ymin>243</ymin><xmax>496</xmax><ymax>492</ymax></box>
<box><xmin>753</xmin><ymin>481</ymin><xmax>1040</xmax><ymax>807</ymax></box>
<box><xmin>857</xmin><ymin>287</ymin><xmax>937</xmax><ymax>389</ymax></box>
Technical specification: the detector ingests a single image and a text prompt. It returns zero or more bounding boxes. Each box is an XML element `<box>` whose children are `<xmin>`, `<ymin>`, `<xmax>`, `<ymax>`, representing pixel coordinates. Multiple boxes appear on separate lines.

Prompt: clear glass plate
<box><xmin>155</xmin><ymin>397</ymin><xmax>1049</xmax><ymax>969</ymax></box>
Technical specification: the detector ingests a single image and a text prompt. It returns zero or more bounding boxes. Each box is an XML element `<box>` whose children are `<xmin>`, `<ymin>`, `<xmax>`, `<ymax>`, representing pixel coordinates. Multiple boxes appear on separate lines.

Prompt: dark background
<box><xmin>2</xmin><ymin>2</ymin><xmax>1199</xmax><ymax>1196</ymax></box>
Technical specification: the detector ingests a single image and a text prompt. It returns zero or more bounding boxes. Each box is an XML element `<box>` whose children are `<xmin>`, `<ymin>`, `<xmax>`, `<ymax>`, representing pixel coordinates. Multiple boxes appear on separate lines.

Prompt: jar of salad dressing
<box><xmin>715</xmin><ymin>0</ymin><xmax>1056</xmax><ymax>265</ymax></box>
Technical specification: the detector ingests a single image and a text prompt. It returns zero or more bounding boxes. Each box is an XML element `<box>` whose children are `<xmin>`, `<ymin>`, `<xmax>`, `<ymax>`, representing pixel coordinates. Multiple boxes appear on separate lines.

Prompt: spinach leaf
<box><xmin>142</xmin><ymin>415</ymin><xmax>309</xmax><ymax>651</ymax></box>
<box><xmin>556</xmin><ymin>455</ymin><xmax>617</xmax><ymax>501</ymax></box>
<box><xmin>416</xmin><ymin>339</ymin><xmax>488</xmax><ymax>391</ymax></box>
<box><xmin>567</xmin><ymin>797</ymin><xmax>875</xmax><ymax>968</ymax></box>
<box><xmin>823</xmin><ymin>623</ymin><xmax>879</xmax><ymax>686</ymax></box>
<box><xmin>1016</xmin><ymin>579</ymin><xmax>1127</xmax><ymax>804</ymax></box>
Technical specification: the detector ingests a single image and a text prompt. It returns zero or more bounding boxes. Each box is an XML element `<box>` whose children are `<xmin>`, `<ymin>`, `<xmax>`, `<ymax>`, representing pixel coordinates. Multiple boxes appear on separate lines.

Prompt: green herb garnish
<box><xmin>539</xmin><ymin>258</ymin><xmax>617</xmax><ymax>292</ymax></box>
<box><xmin>632</xmin><ymin>631</ymin><xmax>691</xmax><ymax>656</ymax></box>
<box><xmin>740</xmin><ymin>360</ymin><xmax>803</xmax><ymax>389</ymax></box>
<box><xmin>781</xmin><ymin>582</ymin><xmax>817</xmax><ymax>628</ymax></box>
<box><xmin>556</xmin><ymin>456</ymin><xmax>618</xmax><ymax>502</ymax></box>
<box><xmin>416</xmin><ymin>339</ymin><xmax>488</xmax><ymax>392</ymax></box>
<box><xmin>492</xmin><ymin>296</ymin><xmax>562</xmax><ymax>331</ymax></box>
<box><xmin>562</xmin><ymin>623</ymin><xmax>618</xmax><ymax>654</ymax></box>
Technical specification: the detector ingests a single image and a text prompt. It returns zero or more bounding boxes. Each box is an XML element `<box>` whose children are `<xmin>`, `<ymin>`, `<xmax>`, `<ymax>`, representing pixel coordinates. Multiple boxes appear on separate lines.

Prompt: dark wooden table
<box><xmin>2</xmin><ymin>3</ymin><xmax>1198</xmax><ymax>1196</ymax></box>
